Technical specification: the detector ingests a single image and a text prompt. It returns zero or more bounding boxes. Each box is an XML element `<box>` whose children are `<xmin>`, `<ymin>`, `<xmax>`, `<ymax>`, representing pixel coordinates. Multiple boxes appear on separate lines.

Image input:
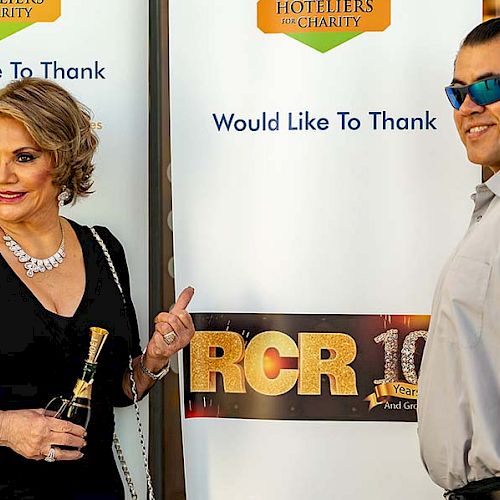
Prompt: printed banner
<box><xmin>0</xmin><ymin>3</ymin><xmax>149</xmax><ymax>499</ymax></box>
<box><xmin>185</xmin><ymin>313</ymin><xmax>428</xmax><ymax>421</ymax></box>
<box><xmin>170</xmin><ymin>1</ymin><xmax>483</xmax><ymax>499</ymax></box>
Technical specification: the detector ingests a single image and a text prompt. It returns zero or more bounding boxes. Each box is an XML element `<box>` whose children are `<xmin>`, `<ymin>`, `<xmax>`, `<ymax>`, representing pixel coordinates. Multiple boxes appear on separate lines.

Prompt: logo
<box><xmin>257</xmin><ymin>0</ymin><xmax>391</xmax><ymax>52</ymax></box>
<box><xmin>184</xmin><ymin>313</ymin><xmax>427</xmax><ymax>422</ymax></box>
<box><xmin>0</xmin><ymin>0</ymin><xmax>60</xmax><ymax>42</ymax></box>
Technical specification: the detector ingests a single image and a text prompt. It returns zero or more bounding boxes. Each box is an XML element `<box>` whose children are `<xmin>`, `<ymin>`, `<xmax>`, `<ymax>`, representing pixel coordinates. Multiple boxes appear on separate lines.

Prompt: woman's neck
<box><xmin>0</xmin><ymin>214</ymin><xmax>64</xmax><ymax>258</ymax></box>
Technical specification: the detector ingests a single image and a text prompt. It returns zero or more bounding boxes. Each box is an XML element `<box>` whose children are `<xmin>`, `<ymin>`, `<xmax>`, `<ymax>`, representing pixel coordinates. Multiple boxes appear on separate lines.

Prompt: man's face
<box><xmin>453</xmin><ymin>37</ymin><xmax>500</xmax><ymax>172</ymax></box>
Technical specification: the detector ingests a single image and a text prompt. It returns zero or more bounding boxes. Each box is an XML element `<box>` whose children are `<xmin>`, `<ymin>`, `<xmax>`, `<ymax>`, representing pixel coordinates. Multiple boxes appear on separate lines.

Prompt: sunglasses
<box><xmin>445</xmin><ymin>76</ymin><xmax>500</xmax><ymax>110</ymax></box>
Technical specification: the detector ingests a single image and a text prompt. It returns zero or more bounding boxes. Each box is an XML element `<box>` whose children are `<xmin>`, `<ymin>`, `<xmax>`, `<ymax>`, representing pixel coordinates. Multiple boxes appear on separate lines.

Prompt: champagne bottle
<box><xmin>56</xmin><ymin>327</ymin><xmax>109</xmax><ymax>429</ymax></box>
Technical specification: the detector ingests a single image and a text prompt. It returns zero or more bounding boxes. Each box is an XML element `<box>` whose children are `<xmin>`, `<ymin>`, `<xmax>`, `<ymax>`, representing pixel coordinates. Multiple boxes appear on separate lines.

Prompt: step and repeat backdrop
<box><xmin>0</xmin><ymin>3</ymin><xmax>149</xmax><ymax>499</ymax></box>
<box><xmin>170</xmin><ymin>1</ymin><xmax>483</xmax><ymax>499</ymax></box>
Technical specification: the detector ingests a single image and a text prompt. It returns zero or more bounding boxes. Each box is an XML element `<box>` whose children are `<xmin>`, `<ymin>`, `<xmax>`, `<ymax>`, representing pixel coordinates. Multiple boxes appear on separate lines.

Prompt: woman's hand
<box><xmin>143</xmin><ymin>287</ymin><xmax>195</xmax><ymax>372</ymax></box>
<box><xmin>124</xmin><ymin>287</ymin><xmax>195</xmax><ymax>399</ymax></box>
<box><xmin>0</xmin><ymin>409</ymin><xmax>86</xmax><ymax>461</ymax></box>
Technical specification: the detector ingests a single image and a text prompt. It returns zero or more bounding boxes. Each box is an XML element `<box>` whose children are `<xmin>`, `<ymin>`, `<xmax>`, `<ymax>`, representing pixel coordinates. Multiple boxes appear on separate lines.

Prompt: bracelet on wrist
<box><xmin>139</xmin><ymin>352</ymin><xmax>170</xmax><ymax>381</ymax></box>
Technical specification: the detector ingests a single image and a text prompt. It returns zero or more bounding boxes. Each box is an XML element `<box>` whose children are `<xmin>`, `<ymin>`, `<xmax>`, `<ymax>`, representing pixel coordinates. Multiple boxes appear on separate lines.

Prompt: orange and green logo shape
<box><xmin>257</xmin><ymin>0</ymin><xmax>391</xmax><ymax>53</ymax></box>
<box><xmin>0</xmin><ymin>0</ymin><xmax>60</xmax><ymax>42</ymax></box>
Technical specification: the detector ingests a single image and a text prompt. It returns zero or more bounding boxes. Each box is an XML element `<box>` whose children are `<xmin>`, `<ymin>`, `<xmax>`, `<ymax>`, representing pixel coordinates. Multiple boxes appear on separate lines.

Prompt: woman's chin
<box><xmin>0</xmin><ymin>207</ymin><xmax>29</xmax><ymax>225</ymax></box>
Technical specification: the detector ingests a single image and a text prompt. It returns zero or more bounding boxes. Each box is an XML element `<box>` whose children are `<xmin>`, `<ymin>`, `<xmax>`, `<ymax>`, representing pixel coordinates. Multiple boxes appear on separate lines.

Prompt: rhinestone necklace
<box><xmin>1</xmin><ymin>222</ymin><xmax>65</xmax><ymax>278</ymax></box>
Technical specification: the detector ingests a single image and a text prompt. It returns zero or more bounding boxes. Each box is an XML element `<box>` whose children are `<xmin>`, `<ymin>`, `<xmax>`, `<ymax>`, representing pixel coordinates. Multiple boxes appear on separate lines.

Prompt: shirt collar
<box><xmin>485</xmin><ymin>171</ymin><xmax>500</xmax><ymax>197</ymax></box>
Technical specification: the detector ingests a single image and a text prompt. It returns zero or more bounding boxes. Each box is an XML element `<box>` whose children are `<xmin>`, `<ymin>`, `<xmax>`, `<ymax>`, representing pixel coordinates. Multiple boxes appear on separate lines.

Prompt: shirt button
<box><xmin>476</xmin><ymin>215</ymin><xmax>483</xmax><ymax>222</ymax></box>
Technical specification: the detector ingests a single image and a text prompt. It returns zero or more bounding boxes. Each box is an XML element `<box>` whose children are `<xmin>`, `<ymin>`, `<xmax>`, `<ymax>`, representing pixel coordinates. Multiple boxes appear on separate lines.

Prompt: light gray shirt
<box><xmin>418</xmin><ymin>172</ymin><xmax>500</xmax><ymax>491</ymax></box>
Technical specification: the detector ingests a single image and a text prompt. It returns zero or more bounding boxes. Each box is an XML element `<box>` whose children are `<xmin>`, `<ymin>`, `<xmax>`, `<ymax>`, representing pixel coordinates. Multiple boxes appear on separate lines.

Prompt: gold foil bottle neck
<box><xmin>87</xmin><ymin>327</ymin><xmax>109</xmax><ymax>364</ymax></box>
<box><xmin>73</xmin><ymin>378</ymin><xmax>92</xmax><ymax>399</ymax></box>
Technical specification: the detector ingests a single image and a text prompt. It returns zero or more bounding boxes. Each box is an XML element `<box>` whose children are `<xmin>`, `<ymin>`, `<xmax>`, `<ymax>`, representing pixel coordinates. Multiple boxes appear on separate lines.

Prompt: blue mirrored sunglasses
<box><xmin>445</xmin><ymin>76</ymin><xmax>500</xmax><ymax>110</ymax></box>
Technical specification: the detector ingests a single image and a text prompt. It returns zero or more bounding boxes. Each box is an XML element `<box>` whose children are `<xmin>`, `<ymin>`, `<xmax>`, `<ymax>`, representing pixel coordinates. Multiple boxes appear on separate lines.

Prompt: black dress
<box><xmin>0</xmin><ymin>220</ymin><xmax>142</xmax><ymax>500</ymax></box>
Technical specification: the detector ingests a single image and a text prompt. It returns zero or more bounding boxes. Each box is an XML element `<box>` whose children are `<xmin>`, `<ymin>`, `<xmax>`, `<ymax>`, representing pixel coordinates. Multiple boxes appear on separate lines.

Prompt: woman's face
<box><xmin>0</xmin><ymin>116</ymin><xmax>58</xmax><ymax>227</ymax></box>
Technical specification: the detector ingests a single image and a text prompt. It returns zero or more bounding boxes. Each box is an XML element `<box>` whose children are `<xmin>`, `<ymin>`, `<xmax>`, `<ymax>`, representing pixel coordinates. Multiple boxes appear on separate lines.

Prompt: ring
<box><xmin>44</xmin><ymin>447</ymin><xmax>56</xmax><ymax>463</ymax></box>
<box><xmin>163</xmin><ymin>331</ymin><xmax>177</xmax><ymax>345</ymax></box>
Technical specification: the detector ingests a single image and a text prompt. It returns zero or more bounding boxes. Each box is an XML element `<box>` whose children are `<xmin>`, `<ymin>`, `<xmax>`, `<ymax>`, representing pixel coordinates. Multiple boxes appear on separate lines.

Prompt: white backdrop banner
<box><xmin>170</xmin><ymin>1</ymin><xmax>482</xmax><ymax>499</ymax></box>
<box><xmin>0</xmin><ymin>3</ymin><xmax>149</xmax><ymax>499</ymax></box>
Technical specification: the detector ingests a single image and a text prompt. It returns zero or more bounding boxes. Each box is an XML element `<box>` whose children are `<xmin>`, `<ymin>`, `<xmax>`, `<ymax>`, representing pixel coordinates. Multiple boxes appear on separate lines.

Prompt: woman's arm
<box><xmin>122</xmin><ymin>287</ymin><xmax>195</xmax><ymax>400</ymax></box>
<box><xmin>94</xmin><ymin>228</ymin><xmax>195</xmax><ymax>401</ymax></box>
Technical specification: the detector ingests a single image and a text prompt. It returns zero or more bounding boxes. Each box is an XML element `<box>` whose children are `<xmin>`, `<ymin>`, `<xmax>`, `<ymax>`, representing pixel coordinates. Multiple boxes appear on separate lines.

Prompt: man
<box><xmin>418</xmin><ymin>17</ymin><xmax>500</xmax><ymax>500</ymax></box>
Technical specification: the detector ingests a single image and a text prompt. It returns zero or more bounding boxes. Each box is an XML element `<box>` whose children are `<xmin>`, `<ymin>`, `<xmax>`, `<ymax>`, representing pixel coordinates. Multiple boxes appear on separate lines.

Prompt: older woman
<box><xmin>0</xmin><ymin>78</ymin><xmax>194</xmax><ymax>499</ymax></box>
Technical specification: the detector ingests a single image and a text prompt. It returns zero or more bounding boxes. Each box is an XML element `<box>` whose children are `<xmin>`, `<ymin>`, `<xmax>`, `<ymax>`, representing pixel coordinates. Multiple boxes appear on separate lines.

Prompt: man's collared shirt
<box><xmin>418</xmin><ymin>171</ymin><xmax>500</xmax><ymax>491</ymax></box>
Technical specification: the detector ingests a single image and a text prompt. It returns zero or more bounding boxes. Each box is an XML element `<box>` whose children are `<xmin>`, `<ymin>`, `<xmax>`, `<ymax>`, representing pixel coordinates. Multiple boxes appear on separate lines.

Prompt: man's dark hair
<box><xmin>462</xmin><ymin>17</ymin><xmax>500</xmax><ymax>47</ymax></box>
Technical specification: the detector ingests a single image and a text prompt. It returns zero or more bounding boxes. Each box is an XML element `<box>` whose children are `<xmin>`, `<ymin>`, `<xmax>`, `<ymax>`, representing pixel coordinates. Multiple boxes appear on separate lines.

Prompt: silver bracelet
<box><xmin>139</xmin><ymin>352</ymin><xmax>170</xmax><ymax>381</ymax></box>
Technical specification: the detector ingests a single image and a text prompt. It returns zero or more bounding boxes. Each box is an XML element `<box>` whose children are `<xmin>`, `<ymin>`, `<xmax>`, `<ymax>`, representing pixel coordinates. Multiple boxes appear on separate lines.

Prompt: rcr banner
<box><xmin>185</xmin><ymin>313</ymin><xmax>427</xmax><ymax>421</ymax></box>
<box><xmin>170</xmin><ymin>1</ymin><xmax>482</xmax><ymax>499</ymax></box>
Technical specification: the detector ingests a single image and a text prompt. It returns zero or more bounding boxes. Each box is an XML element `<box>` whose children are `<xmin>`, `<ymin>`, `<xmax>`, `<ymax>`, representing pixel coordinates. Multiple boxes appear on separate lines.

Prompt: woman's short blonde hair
<box><xmin>0</xmin><ymin>77</ymin><xmax>98</xmax><ymax>205</ymax></box>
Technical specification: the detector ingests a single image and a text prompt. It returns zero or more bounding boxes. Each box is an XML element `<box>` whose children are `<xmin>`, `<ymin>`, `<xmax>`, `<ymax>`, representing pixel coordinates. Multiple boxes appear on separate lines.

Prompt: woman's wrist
<box><xmin>139</xmin><ymin>351</ymin><xmax>170</xmax><ymax>381</ymax></box>
<box><xmin>0</xmin><ymin>411</ymin><xmax>11</xmax><ymax>446</ymax></box>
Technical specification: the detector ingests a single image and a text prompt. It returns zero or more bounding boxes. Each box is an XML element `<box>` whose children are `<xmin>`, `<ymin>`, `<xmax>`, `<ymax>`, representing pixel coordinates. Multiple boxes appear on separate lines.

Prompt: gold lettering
<box><xmin>190</xmin><ymin>331</ymin><xmax>246</xmax><ymax>393</ymax></box>
<box><xmin>298</xmin><ymin>333</ymin><xmax>358</xmax><ymax>395</ymax></box>
<box><xmin>244</xmin><ymin>331</ymin><xmax>299</xmax><ymax>396</ymax></box>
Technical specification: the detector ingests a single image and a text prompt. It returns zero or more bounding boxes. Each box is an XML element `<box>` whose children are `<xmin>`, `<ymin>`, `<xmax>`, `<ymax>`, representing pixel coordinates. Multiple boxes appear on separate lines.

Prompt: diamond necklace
<box><xmin>1</xmin><ymin>222</ymin><xmax>65</xmax><ymax>278</ymax></box>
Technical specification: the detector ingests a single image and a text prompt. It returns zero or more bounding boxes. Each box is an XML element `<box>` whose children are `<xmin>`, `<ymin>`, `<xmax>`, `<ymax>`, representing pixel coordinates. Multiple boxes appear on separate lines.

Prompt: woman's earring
<box><xmin>58</xmin><ymin>186</ymin><xmax>71</xmax><ymax>208</ymax></box>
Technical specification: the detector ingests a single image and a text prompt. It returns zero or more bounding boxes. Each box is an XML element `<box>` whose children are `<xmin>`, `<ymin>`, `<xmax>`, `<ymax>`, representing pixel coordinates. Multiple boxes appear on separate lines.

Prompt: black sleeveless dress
<box><xmin>0</xmin><ymin>220</ymin><xmax>142</xmax><ymax>499</ymax></box>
